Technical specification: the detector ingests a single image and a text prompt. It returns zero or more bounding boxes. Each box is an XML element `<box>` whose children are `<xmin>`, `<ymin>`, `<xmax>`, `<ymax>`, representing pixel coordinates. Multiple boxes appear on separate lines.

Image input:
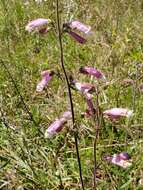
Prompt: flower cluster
<box><xmin>25</xmin><ymin>17</ymin><xmax>134</xmax><ymax>176</ymax></box>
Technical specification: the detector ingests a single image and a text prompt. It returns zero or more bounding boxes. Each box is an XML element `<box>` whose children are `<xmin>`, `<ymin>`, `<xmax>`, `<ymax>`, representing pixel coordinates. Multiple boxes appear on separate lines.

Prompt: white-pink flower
<box><xmin>25</xmin><ymin>18</ymin><xmax>50</xmax><ymax>33</ymax></box>
<box><xmin>36</xmin><ymin>70</ymin><xmax>54</xmax><ymax>92</ymax></box>
<box><xmin>71</xmin><ymin>80</ymin><xmax>95</xmax><ymax>94</ymax></box>
<box><xmin>68</xmin><ymin>20</ymin><xmax>91</xmax><ymax>34</ymax></box>
<box><xmin>103</xmin><ymin>108</ymin><xmax>133</xmax><ymax>119</ymax></box>
<box><xmin>104</xmin><ymin>152</ymin><xmax>132</xmax><ymax>169</ymax></box>
<box><xmin>45</xmin><ymin>111</ymin><xmax>72</xmax><ymax>138</ymax></box>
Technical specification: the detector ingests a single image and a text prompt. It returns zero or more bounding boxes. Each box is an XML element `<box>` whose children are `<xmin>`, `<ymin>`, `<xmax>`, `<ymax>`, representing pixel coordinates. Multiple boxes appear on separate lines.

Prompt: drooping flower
<box><xmin>104</xmin><ymin>152</ymin><xmax>132</xmax><ymax>169</ymax></box>
<box><xmin>25</xmin><ymin>18</ymin><xmax>50</xmax><ymax>33</ymax></box>
<box><xmin>70</xmin><ymin>80</ymin><xmax>95</xmax><ymax>94</ymax></box>
<box><xmin>84</xmin><ymin>93</ymin><xmax>95</xmax><ymax>116</ymax></box>
<box><xmin>70</xmin><ymin>78</ymin><xmax>95</xmax><ymax>117</ymax></box>
<box><xmin>79</xmin><ymin>66</ymin><xmax>106</xmax><ymax>80</ymax></box>
<box><xmin>68</xmin><ymin>31</ymin><xmax>87</xmax><ymax>44</ymax></box>
<box><xmin>63</xmin><ymin>20</ymin><xmax>91</xmax><ymax>44</ymax></box>
<box><xmin>67</xmin><ymin>20</ymin><xmax>91</xmax><ymax>34</ymax></box>
<box><xmin>36</xmin><ymin>70</ymin><xmax>54</xmax><ymax>92</ymax></box>
<box><xmin>45</xmin><ymin>111</ymin><xmax>72</xmax><ymax>138</ymax></box>
<box><xmin>103</xmin><ymin>108</ymin><xmax>133</xmax><ymax>119</ymax></box>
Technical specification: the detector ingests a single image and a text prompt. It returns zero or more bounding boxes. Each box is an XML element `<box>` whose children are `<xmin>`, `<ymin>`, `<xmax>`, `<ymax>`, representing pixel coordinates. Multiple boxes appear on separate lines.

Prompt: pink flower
<box><xmin>68</xmin><ymin>20</ymin><xmax>91</xmax><ymax>34</ymax></box>
<box><xmin>68</xmin><ymin>31</ymin><xmax>87</xmax><ymax>44</ymax></box>
<box><xmin>71</xmin><ymin>80</ymin><xmax>95</xmax><ymax>94</ymax></box>
<box><xmin>70</xmin><ymin>79</ymin><xmax>95</xmax><ymax>117</ymax></box>
<box><xmin>79</xmin><ymin>66</ymin><xmax>105</xmax><ymax>80</ymax></box>
<box><xmin>45</xmin><ymin>111</ymin><xmax>72</xmax><ymax>138</ymax></box>
<box><xmin>84</xmin><ymin>93</ymin><xmax>95</xmax><ymax>117</ymax></box>
<box><xmin>104</xmin><ymin>152</ymin><xmax>132</xmax><ymax>169</ymax></box>
<box><xmin>25</xmin><ymin>18</ymin><xmax>50</xmax><ymax>33</ymax></box>
<box><xmin>81</xmin><ymin>93</ymin><xmax>95</xmax><ymax>117</ymax></box>
<box><xmin>103</xmin><ymin>108</ymin><xmax>133</xmax><ymax>119</ymax></box>
<box><xmin>63</xmin><ymin>21</ymin><xmax>91</xmax><ymax>44</ymax></box>
<box><xmin>36</xmin><ymin>70</ymin><xmax>54</xmax><ymax>92</ymax></box>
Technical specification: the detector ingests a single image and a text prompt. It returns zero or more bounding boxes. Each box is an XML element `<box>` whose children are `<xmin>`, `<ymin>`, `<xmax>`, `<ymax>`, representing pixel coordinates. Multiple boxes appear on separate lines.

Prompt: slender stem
<box><xmin>93</xmin><ymin>86</ymin><xmax>100</xmax><ymax>190</ymax></box>
<box><xmin>0</xmin><ymin>59</ymin><xmax>43</xmax><ymax>135</ymax></box>
<box><xmin>56</xmin><ymin>1</ymin><xmax>84</xmax><ymax>189</ymax></box>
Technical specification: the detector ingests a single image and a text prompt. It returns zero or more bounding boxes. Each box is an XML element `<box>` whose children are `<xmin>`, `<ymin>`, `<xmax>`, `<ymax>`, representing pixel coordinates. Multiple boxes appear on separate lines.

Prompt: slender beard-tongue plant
<box><xmin>56</xmin><ymin>1</ymin><xmax>84</xmax><ymax>189</ymax></box>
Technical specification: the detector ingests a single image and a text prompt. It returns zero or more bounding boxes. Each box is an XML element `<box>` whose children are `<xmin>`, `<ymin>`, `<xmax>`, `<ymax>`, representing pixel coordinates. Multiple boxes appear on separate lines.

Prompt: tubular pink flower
<box><xmin>119</xmin><ymin>152</ymin><xmax>131</xmax><ymax>160</ymax></box>
<box><xmin>36</xmin><ymin>70</ymin><xmax>54</xmax><ymax>92</ymax></box>
<box><xmin>68</xmin><ymin>31</ymin><xmax>87</xmax><ymax>44</ymax></box>
<box><xmin>68</xmin><ymin>20</ymin><xmax>91</xmax><ymax>34</ymax></box>
<box><xmin>25</xmin><ymin>18</ymin><xmax>50</xmax><ymax>33</ymax></box>
<box><xmin>71</xmin><ymin>80</ymin><xmax>95</xmax><ymax>94</ymax></box>
<box><xmin>45</xmin><ymin>111</ymin><xmax>72</xmax><ymax>138</ymax></box>
<box><xmin>104</xmin><ymin>152</ymin><xmax>132</xmax><ymax>169</ymax></box>
<box><xmin>79</xmin><ymin>66</ymin><xmax>105</xmax><ymax>80</ymax></box>
<box><xmin>63</xmin><ymin>21</ymin><xmax>91</xmax><ymax>44</ymax></box>
<box><xmin>70</xmin><ymin>79</ymin><xmax>95</xmax><ymax>117</ymax></box>
<box><xmin>84</xmin><ymin>93</ymin><xmax>95</xmax><ymax>116</ymax></box>
<box><xmin>103</xmin><ymin>108</ymin><xmax>133</xmax><ymax>119</ymax></box>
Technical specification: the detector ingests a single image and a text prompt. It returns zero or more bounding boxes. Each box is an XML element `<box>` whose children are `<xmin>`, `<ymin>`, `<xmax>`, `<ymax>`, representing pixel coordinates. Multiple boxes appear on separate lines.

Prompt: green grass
<box><xmin>0</xmin><ymin>0</ymin><xmax>143</xmax><ymax>189</ymax></box>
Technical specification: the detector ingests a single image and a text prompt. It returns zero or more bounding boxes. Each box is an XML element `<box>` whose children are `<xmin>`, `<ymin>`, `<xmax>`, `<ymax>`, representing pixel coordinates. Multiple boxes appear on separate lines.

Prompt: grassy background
<box><xmin>0</xmin><ymin>0</ymin><xmax>143</xmax><ymax>189</ymax></box>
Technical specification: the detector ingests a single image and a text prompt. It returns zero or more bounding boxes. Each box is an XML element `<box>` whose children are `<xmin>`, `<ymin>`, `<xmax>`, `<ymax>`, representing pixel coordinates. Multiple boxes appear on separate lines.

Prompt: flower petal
<box><xmin>79</xmin><ymin>66</ymin><xmax>105</xmax><ymax>80</ymax></box>
<box><xmin>68</xmin><ymin>20</ymin><xmax>91</xmax><ymax>34</ymax></box>
<box><xmin>45</xmin><ymin>111</ymin><xmax>72</xmax><ymax>138</ymax></box>
<box><xmin>68</xmin><ymin>31</ymin><xmax>87</xmax><ymax>44</ymax></box>
<box><xmin>36</xmin><ymin>70</ymin><xmax>54</xmax><ymax>92</ymax></box>
<box><xmin>25</xmin><ymin>18</ymin><xmax>50</xmax><ymax>33</ymax></box>
<box><xmin>103</xmin><ymin>108</ymin><xmax>133</xmax><ymax>119</ymax></box>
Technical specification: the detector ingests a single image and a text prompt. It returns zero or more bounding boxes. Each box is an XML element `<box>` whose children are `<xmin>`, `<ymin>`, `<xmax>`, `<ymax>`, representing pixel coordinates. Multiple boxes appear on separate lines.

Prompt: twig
<box><xmin>56</xmin><ymin>1</ymin><xmax>84</xmax><ymax>189</ymax></box>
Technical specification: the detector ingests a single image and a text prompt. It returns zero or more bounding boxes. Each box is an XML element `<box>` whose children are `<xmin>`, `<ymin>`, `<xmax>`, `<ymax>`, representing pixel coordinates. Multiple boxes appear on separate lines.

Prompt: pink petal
<box><xmin>73</xmin><ymin>81</ymin><xmax>95</xmax><ymax>94</ymax></box>
<box><xmin>84</xmin><ymin>93</ymin><xmax>95</xmax><ymax>116</ymax></box>
<box><xmin>36</xmin><ymin>70</ymin><xmax>54</xmax><ymax>92</ymax></box>
<box><xmin>45</xmin><ymin>111</ymin><xmax>72</xmax><ymax>138</ymax></box>
<box><xmin>103</xmin><ymin>108</ymin><xmax>133</xmax><ymax>119</ymax></box>
<box><xmin>68</xmin><ymin>31</ymin><xmax>87</xmax><ymax>44</ymax></box>
<box><xmin>45</xmin><ymin>118</ymin><xmax>66</xmax><ymax>138</ymax></box>
<box><xmin>25</xmin><ymin>18</ymin><xmax>50</xmax><ymax>32</ymax></box>
<box><xmin>79</xmin><ymin>66</ymin><xmax>105</xmax><ymax>79</ymax></box>
<box><xmin>62</xmin><ymin>111</ymin><xmax>72</xmax><ymax>120</ymax></box>
<box><xmin>119</xmin><ymin>152</ymin><xmax>131</xmax><ymax>160</ymax></box>
<box><xmin>104</xmin><ymin>152</ymin><xmax>132</xmax><ymax>169</ymax></box>
<box><xmin>68</xmin><ymin>20</ymin><xmax>91</xmax><ymax>34</ymax></box>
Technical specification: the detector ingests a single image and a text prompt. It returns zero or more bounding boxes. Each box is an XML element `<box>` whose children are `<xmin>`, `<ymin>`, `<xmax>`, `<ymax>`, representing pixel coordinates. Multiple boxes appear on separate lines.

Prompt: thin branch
<box><xmin>56</xmin><ymin>1</ymin><xmax>84</xmax><ymax>189</ymax></box>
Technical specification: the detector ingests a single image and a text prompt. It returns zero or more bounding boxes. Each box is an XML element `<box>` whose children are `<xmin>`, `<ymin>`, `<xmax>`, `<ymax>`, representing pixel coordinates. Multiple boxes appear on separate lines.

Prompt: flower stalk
<box><xmin>56</xmin><ymin>1</ymin><xmax>84</xmax><ymax>189</ymax></box>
